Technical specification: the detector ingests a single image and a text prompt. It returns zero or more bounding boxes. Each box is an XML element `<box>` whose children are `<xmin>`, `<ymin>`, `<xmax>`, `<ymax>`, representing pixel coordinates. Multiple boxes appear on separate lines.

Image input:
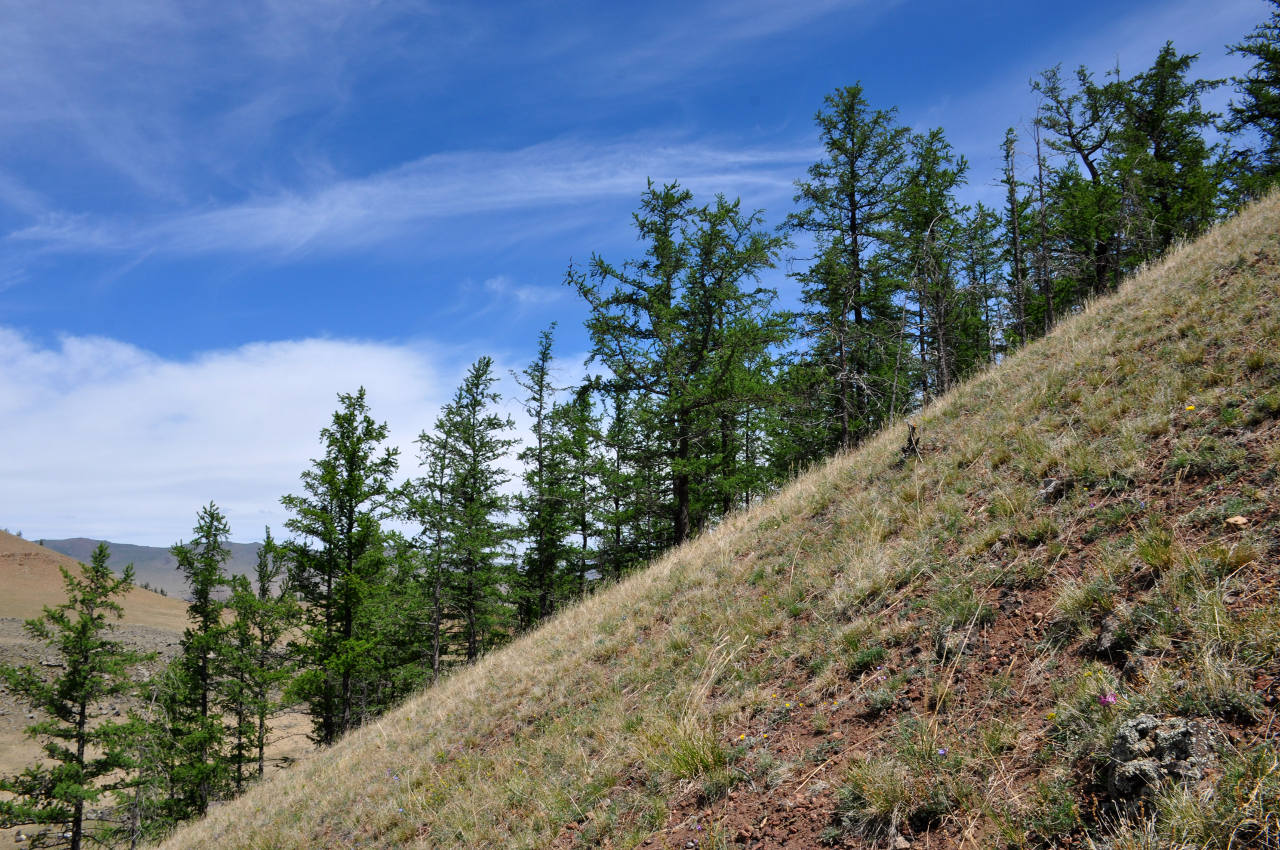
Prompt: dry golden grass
<box><xmin>157</xmin><ymin>193</ymin><xmax>1280</xmax><ymax>849</ymax></box>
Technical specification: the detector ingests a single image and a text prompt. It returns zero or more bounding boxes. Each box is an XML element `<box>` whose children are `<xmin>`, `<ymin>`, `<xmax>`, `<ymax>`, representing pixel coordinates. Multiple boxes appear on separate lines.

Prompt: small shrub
<box><xmin>863</xmin><ymin>688</ymin><xmax>896</xmax><ymax>717</ymax></box>
<box><xmin>849</xmin><ymin>646</ymin><xmax>888</xmax><ymax>674</ymax></box>
<box><xmin>833</xmin><ymin>756</ymin><xmax>959</xmax><ymax>839</ymax></box>
<box><xmin>1022</xmin><ymin>779</ymin><xmax>1081</xmax><ymax>842</ymax></box>
<box><xmin>928</xmin><ymin>586</ymin><xmax>996</xmax><ymax>631</ymax></box>
<box><xmin>1016</xmin><ymin>516</ymin><xmax>1059</xmax><ymax>547</ymax></box>
<box><xmin>1246</xmin><ymin>389</ymin><xmax>1280</xmax><ymax>425</ymax></box>
<box><xmin>1054</xmin><ymin>574</ymin><xmax>1119</xmax><ymax>629</ymax></box>
<box><xmin>644</xmin><ymin>719</ymin><xmax>728</xmax><ymax>782</ymax></box>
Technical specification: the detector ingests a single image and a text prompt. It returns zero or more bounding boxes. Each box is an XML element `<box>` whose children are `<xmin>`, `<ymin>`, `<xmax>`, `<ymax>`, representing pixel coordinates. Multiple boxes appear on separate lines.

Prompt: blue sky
<box><xmin>0</xmin><ymin>0</ymin><xmax>1268</xmax><ymax>544</ymax></box>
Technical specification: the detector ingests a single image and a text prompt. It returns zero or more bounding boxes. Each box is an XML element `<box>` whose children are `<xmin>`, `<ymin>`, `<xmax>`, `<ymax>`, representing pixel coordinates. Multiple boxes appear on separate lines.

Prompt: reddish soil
<box><xmin>553</xmin><ymin>418</ymin><xmax>1280</xmax><ymax>850</ymax></box>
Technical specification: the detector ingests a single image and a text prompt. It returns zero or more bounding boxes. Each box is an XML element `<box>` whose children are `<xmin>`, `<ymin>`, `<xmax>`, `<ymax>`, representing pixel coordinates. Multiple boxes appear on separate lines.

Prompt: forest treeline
<box><xmin>3</xmin><ymin>7</ymin><xmax>1280</xmax><ymax>846</ymax></box>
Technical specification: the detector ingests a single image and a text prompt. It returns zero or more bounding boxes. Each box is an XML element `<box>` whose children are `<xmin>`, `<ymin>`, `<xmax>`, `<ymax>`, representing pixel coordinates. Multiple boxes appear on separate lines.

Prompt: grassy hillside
<box><xmin>159</xmin><ymin>195</ymin><xmax>1280</xmax><ymax>849</ymax></box>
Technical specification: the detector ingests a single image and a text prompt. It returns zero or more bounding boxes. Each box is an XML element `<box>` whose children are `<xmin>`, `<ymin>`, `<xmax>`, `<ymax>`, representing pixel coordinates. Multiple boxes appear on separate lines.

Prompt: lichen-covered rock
<box><xmin>1107</xmin><ymin>714</ymin><xmax>1215</xmax><ymax>815</ymax></box>
<box><xmin>1095</xmin><ymin>613</ymin><xmax>1132</xmax><ymax>657</ymax></box>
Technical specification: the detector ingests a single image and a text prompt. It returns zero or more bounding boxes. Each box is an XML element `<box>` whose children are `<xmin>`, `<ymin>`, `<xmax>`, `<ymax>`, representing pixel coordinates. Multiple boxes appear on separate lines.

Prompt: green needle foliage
<box><xmin>283</xmin><ymin>387</ymin><xmax>400</xmax><ymax>745</ymax></box>
<box><xmin>435</xmin><ymin>356</ymin><xmax>518</xmax><ymax>661</ymax></box>
<box><xmin>0</xmin><ymin>543</ymin><xmax>142</xmax><ymax>850</ymax></box>
<box><xmin>574</xmin><ymin>180</ymin><xmax>789</xmax><ymax>546</ymax></box>
<box><xmin>168</xmin><ymin>503</ymin><xmax>234</xmax><ymax>817</ymax></box>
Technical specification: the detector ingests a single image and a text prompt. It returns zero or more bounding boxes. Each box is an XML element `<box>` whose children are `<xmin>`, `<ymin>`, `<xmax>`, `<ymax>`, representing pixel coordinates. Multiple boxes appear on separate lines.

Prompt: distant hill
<box><xmin>38</xmin><ymin>537</ymin><xmax>262</xmax><ymax>599</ymax></box>
<box><xmin>0</xmin><ymin>529</ymin><xmax>190</xmax><ymax>628</ymax></box>
<box><xmin>0</xmin><ymin>529</ymin><xmax>312</xmax><ymax>824</ymax></box>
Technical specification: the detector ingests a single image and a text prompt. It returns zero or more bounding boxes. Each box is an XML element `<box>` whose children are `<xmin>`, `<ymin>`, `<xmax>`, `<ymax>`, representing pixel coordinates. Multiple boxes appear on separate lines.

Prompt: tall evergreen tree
<box><xmin>1032</xmin><ymin>64</ymin><xmax>1123</xmax><ymax>296</ymax></box>
<box><xmin>0</xmin><ymin>544</ymin><xmax>141</xmax><ymax>850</ymax></box>
<box><xmin>434</xmin><ymin>357</ymin><xmax>517</xmax><ymax>661</ymax></box>
<box><xmin>555</xmin><ymin>385</ymin><xmax>604</xmax><ymax>593</ymax></box>
<box><xmin>1113</xmin><ymin>43</ymin><xmax>1221</xmax><ymax>258</ymax></box>
<box><xmin>785</xmin><ymin>84</ymin><xmax>911</xmax><ymax>455</ymax></box>
<box><xmin>1000</xmin><ymin>127</ymin><xmax>1030</xmax><ymax>346</ymax></box>
<box><xmin>894</xmin><ymin>127</ymin><xmax>969</xmax><ymax>398</ymax></box>
<box><xmin>282</xmin><ymin>388</ymin><xmax>399</xmax><ymax>745</ymax></box>
<box><xmin>514</xmin><ymin>326</ymin><xmax>573</xmax><ymax>627</ymax></box>
<box><xmin>1225</xmin><ymin>0</ymin><xmax>1280</xmax><ymax>193</ymax></box>
<box><xmin>957</xmin><ymin>202</ymin><xmax>1004</xmax><ymax>370</ymax></box>
<box><xmin>222</xmin><ymin>529</ymin><xmax>295</xmax><ymax>788</ymax></box>
<box><xmin>167</xmin><ymin>503</ymin><xmax>234</xmax><ymax>817</ymax></box>
<box><xmin>574</xmin><ymin>183</ymin><xmax>788</xmax><ymax>545</ymax></box>
<box><xmin>407</xmin><ymin>429</ymin><xmax>453</xmax><ymax>684</ymax></box>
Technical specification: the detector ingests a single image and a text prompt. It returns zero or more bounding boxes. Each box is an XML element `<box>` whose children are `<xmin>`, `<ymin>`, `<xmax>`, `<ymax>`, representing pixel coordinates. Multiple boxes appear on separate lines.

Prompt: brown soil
<box><xmin>560</xmin><ymin>420</ymin><xmax>1280</xmax><ymax>850</ymax></box>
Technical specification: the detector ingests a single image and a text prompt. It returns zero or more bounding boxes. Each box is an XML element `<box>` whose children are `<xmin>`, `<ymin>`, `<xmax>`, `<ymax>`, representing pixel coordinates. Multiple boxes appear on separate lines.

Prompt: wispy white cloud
<box><xmin>483</xmin><ymin>275</ymin><xmax>567</xmax><ymax>307</ymax></box>
<box><xmin>535</xmin><ymin>0</ymin><xmax>891</xmax><ymax>95</ymax></box>
<box><xmin>0</xmin><ymin>0</ymin><xmax>438</xmax><ymax>204</ymax></box>
<box><xmin>8</xmin><ymin>138</ymin><xmax>815</xmax><ymax>259</ymax></box>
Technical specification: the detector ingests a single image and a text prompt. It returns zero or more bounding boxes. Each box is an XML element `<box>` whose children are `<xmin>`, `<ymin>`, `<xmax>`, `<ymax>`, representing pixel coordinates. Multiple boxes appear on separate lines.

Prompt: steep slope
<box><xmin>160</xmin><ymin>195</ymin><xmax>1280</xmax><ymax>850</ymax></box>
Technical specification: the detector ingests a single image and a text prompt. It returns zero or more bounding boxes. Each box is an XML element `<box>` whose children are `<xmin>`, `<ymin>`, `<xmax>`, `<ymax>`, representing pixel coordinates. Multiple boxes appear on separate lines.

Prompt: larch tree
<box><xmin>0</xmin><ymin>544</ymin><xmax>141</xmax><ymax>850</ymax></box>
<box><xmin>785</xmin><ymin>84</ymin><xmax>911</xmax><ymax>456</ymax></box>
<box><xmin>435</xmin><ymin>356</ymin><xmax>517</xmax><ymax>662</ymax></box>
<box><xmin>1113</xmin><ymin>42</ymin><xmax>1221</xmax><ymax>258</ymax></box>
<box><xmin>223</xmin><ymin>528</ymin><xmax>295</xmax><ymax>787</ymax></box>
<box><xmin>894</xmin><ymin>127</ymin><xmax>969</xmax><ymax>398</ymax></box>
<box><xmin>1225</xmin><ymin>0</ymin><xmax>1280</xmax><ymax>193</ymax></box>
<box><xmin>574</xmin><ymin>182</ymin><xmax>787</xmax><ymax>545</ymax></box>
<box><xmin>282</xmin><ymin>387</ymin><xmax>399</xmax><ymax>745</ymax></box>
<box><xmin>514</xmin><ymin>326</ymin><xmax>573</xmax><ymax>627</ymax></box>
<box><xmin>1032</xmin><ymin>64</ymin><xmax>1122</xmax><ymax>297</ymax></box>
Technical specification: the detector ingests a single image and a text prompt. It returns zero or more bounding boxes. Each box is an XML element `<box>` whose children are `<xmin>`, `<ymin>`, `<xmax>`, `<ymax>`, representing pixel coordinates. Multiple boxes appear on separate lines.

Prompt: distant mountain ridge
<box><xmin>38</xmin><ymin>537</ymin><xmax>262</xmax><ymax>599</ymax></box>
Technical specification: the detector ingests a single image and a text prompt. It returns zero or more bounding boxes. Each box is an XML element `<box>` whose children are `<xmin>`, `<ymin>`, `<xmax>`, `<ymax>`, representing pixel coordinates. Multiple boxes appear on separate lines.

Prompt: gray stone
<box><xmin>935</xmin><ymin>629</ymin><xmax>970</xmax><ymax>662</ymax></box>
<box><xmin>1038</xmin><ymin>477</ymin><xmax>1073</xmax><ymax>502</ymax></box>
<box><xmin>1107</xmin><ymin>715</ymin><xmax>1214</xmax><ymax>815</ymax></box>
<box><xmin>1096</xmin><ymin>614</ymin><xmax>1129</xmax><ymax>656</ymax></box>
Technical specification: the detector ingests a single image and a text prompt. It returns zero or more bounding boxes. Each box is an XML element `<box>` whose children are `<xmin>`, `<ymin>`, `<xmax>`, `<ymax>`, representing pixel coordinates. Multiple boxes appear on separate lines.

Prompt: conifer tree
<box><xmin>435</xmin><ymin>357</ymin><xmax>517</xmax><ymax>661</ymax></box>
<box><xmin>593</xmin><ymin>385</ymin><xmax>652</xmax><ymax>580</ymax></box>
<box><xmin>893</xmin><ymin>127</ymin><xmax>969</xmax><ymax>398</ymax></box>
<box><xmin>554</xmin><ymin>385</ymin><xmax>604</xmax><ymax>594</ymax></box>
<box><xmin>282</xmin><ymin>388</ymin><xmax>399</xmax><ymax>745</ymax></box>
<box><xmin>223</xmin><ymin>529</ymin><xmax>295</xmax><ymax>787</ymax></box>
<box><xmin>1032</xmin><ymin>64</ymin><xmax>1122</xmax><ymax>296</ymax></box>
<box><xmin>408</xmin><ymin>428</ymin><xmax>452</xmax><ymax>683</ymax></box>
<box><xmin>957</xmin><ymin>202</ymin><xmax>1004</xmax><ymax>369</ymax></box>
<box><xmin>786</xmin><ymin>84</ymin><xmax>911</xmax><ymax>455</ymax></box>
<box><xmin>1000</xmin><ymin>127</ymin><xmax>1030</xmax><ymax>345</ymax></box>
<box><xmin>167</xmin><ymin>502</ymin><xmax>233</xmax><ymax>816</ymax></box>
<box><xmin>0</xmin><ymin>544</ymin><xmax>141</xmax><ymax>850</ymax></box>
<box><xmin>514</xmin><ymin>326</ymin><xmax>573</xmax><ymax>627</ymax></box>
<box><xmin>1112</xmin><ymin>43</ymin><xmax>1221</xmax><ymax>257</ymax></box>
<box><xmin>574</xmin><ymin>183</ymin><xmax>788</xmax><ymax>544</ymax></box>
<box><xmin>1225</xmin><ymin>0</ymin><xmax>1280</xmax><ymax>193</ymax></box>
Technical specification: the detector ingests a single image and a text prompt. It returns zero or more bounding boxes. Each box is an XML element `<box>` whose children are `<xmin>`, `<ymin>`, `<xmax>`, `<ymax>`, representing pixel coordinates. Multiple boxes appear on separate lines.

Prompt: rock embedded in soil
<box><xmin>1107</xmin><ymin>714</ymin><xmax>1215</xmax><ymax>815</ymax></box>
